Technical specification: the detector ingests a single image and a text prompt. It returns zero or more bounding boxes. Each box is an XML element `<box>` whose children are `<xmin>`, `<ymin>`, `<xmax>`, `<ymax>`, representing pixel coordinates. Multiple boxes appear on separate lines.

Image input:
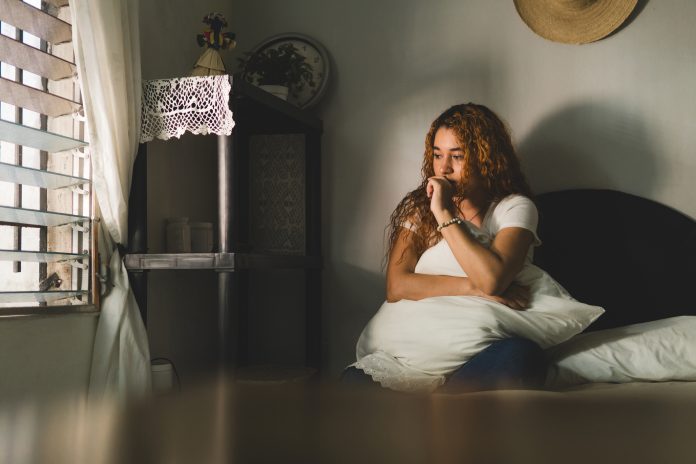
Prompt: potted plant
<box><xmin>238</xmin><ymin>43</ymin><xmax>316</xmax><ymax>101</ymax></box>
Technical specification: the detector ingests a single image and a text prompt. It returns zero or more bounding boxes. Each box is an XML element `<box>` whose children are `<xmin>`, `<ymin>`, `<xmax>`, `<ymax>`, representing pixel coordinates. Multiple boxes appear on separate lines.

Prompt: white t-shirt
<box><xmin>482</xmin><ymin>194</ymin><xmax>541</xmax><ymax>254</ymax></box>
<box><xmin>410</xmin><ymin>194</ymin><xmax>541</xmax><ymax>277</ymax></box>
<box><xmin>402</xmin><ymin>194</ymin><xmax>541</xmax><ymax>262</ymax></box>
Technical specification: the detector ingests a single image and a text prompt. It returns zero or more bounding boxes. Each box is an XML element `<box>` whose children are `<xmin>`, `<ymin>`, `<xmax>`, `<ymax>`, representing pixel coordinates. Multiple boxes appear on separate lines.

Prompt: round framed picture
<box><xmin>243</xmin><ymin>33</ymin><xmax>330</xmax><ymax>109</ymax></box>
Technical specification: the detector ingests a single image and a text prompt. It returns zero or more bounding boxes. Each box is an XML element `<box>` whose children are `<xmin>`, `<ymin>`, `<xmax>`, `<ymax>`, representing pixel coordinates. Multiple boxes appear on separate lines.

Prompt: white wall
<box><xmin>140</xmin><ymin>0</ymin><xmax>696</xmax><ymax>377</ymax></box>
<box><xmin>0</xmin><ymin>313</ymin><xmax>97</xmax><ymax>402</ymax></box>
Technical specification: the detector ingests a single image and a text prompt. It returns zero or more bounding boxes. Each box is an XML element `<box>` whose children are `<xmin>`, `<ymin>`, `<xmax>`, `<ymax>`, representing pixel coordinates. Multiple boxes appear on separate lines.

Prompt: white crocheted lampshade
<box><xmin>140</xmin><ymin>75</ymin><xmax>234</xmax><ymax>142</ymax></box>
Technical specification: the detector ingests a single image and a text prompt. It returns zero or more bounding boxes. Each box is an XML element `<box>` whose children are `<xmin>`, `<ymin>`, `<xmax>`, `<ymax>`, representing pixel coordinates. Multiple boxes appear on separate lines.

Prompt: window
<box><xmin>0</xmin><ymin>0</ymin><xmax>95</xmax><ymax>312</ymax></box>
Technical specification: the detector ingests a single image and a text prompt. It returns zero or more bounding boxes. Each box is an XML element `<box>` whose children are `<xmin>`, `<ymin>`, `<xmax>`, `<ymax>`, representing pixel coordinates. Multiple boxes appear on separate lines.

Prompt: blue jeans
<box><xmin>341</xmin><ymin>337</ymin><xmax>546</xmax><ymax>393</ymax></box>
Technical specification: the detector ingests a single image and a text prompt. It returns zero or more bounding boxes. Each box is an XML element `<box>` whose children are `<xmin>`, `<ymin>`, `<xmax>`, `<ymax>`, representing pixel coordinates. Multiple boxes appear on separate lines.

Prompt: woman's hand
<box><xmin>477</xmin><ymin>283</ymin><xmax>531</xmax><ymax>310</ymax></box>
<box><xmin>426</xmin><ymin>176</ymin><xmax>455</xmax><ymax>218</ymax></box>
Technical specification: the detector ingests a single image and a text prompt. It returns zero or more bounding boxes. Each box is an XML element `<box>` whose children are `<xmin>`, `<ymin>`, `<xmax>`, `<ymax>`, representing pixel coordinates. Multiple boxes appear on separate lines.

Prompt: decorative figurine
<box><xmin>191</xmin><ymin>12</ymin><xmax>236</xmax><ymax>76</ymax></box>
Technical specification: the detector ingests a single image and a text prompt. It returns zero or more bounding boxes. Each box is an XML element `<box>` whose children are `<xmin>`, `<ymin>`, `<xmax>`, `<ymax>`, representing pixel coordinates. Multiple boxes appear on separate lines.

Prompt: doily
<box><xmin>140</xmin><ymin>75</ymin><xmax>234</xmax><ymax>142</ymax></box>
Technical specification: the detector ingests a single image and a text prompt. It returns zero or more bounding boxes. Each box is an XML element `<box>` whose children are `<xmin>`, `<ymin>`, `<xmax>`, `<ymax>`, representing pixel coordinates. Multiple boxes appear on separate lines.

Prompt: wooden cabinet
<box><xmin>125</xmin><ymin>75</ymin><xmax>322</xmax><ymax>371</ymax></box>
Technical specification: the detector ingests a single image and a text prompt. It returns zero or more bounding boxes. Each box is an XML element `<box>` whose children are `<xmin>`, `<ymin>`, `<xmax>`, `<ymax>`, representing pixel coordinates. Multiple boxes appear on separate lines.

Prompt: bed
<box><xmin>533</xmin><ymin>188</ymin><xmax>696</xmax><ymax>332</ymax></box>
<box><xmin>533</xmin><ymin>189</ymin><xmax>696</xmax><ymax>387</ymax></box>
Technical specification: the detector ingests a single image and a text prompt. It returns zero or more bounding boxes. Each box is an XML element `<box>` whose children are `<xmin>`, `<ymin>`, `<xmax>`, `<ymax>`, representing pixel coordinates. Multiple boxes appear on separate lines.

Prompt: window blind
<box><xmin>0</xmin><ymin>0</ymin><xmax>93</xmax><ymax>310</ymax></box>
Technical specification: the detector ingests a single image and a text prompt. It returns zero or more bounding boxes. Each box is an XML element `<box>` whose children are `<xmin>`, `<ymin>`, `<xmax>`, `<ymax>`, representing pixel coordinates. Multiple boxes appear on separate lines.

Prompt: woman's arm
<box><xmin>427</xmin><ymin>177</ymin><xmax>534</xmax><ymax>296</ymax></box>
<box><xmin>386</xmin><ymin>226</ymin><xmax>530</xmax><ymax>309</ymax></box>
<box><xmin>385</xmin><ymin>227</ymin><xmax>479</xmax><ymax>302</ymax></box>
<box><xmin>440</xmin><ymin>223</ymin><xmax>533</xmax><ymax>296</ymax></box>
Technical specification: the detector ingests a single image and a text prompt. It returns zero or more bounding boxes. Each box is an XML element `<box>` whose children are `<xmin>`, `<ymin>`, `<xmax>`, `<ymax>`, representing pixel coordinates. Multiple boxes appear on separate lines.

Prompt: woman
<box><xmin>343</xmin><ymin>103</ymin><xmax>603</xmax><ymax>393</ymax></box>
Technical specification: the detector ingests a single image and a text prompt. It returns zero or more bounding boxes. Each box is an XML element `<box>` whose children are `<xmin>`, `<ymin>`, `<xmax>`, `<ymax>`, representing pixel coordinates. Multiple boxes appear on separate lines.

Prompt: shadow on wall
<box><xmin>325</xmin><ymin>263</ymin><xmax>385</xmax><ymax>375</ymax></box>
<box><xmin>323</xmin><ymin>53</ymin><xmax>497</xmax><ymax>271</ymax></box>
<box><xmin>517</xmin><ymin>102</ymin><xmax>659</xmax><ymax>196</ymax></box>
<box><xmin>606</xmin><ymin>0</ymin><xmax>650</xmax><ymax>40</ymax></box>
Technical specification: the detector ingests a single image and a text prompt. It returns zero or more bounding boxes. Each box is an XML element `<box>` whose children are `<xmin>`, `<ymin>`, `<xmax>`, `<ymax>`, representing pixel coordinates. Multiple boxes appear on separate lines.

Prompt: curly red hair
<box><xmin>386</xmin><ymin>103</ymin><xmax>533</xmax><ymax>264</ymax></box>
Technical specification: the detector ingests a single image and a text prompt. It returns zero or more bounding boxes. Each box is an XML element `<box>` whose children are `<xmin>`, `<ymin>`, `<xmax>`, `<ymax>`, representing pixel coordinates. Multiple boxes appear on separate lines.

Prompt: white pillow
<box><xmin>355</xmin><ymin>236</ymin><xmax>605</xmax><ymax>392</ymax></box>
<box><xmin>357</xmin><ymin>292</ymin><xmax>604</xmax><ymax>379</ymax></box>
<box><xmin>546</xmin><ymin>316</ymin><xmax>696</xmax><ymax>387</ymax></box>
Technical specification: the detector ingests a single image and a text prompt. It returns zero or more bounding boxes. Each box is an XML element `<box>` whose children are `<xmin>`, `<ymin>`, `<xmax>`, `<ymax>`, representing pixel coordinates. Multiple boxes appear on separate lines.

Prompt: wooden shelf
<box><xmin>231</xmin><ymin>75</ymin><xmax>323</xmax><ymax>133</ymax></box>
<box><xmin>129</xmin><ymin>73</ymin><xmax>323</xmax><ymax>370</ymax></box>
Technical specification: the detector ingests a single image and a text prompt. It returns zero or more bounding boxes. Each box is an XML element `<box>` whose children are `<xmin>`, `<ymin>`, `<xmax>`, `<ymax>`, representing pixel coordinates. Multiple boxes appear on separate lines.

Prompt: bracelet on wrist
<box><xmin>437</xmin><ymin>216</ymin><xmax>464</xmax><ymax>232</ymax></box>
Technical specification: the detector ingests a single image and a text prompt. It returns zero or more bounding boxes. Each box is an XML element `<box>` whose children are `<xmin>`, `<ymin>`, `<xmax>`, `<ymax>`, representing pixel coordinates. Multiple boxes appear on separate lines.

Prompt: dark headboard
<box><xmin>533</xmin><ymin>189</ymin><xmax>696</xmax><ymax>332</ymax></box>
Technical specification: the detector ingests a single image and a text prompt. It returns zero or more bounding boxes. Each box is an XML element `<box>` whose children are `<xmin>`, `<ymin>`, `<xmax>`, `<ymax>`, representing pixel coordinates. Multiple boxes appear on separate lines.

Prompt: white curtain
<box><xmin>70</xmin><ymin>0</ymin><xmax>151</xmax><ymax>403</ymax></box>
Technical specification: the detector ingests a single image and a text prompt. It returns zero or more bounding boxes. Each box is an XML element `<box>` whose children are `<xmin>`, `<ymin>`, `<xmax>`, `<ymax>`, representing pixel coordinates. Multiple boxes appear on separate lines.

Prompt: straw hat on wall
<box><xmin>514</xmin><ymin>0</ymin><xmax>639</xmax><ymax>44</ymax></box>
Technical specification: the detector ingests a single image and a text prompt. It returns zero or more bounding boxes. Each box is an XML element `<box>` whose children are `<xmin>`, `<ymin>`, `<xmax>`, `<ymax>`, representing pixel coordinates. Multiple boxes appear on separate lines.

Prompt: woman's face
<box><xmin>433</xmin><ymin>126</ymin><xmax>466</xmax><ymax>184</ymax></box>
<box><xmin>432</xmin><ymin>126</ymin><xmax>483</xmax><ymax>196</ymax></box>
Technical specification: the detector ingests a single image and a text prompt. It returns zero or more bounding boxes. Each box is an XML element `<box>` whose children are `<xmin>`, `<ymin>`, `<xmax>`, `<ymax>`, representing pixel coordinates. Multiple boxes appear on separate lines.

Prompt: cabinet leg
<box><xmin>217</xmin><ymin>271</ymin><xmax>236</xmax><ymax>372</ymax></box>
<box><xmin>306</xmin><ymin>269</ymin><xmax>321</xmax><ymax>369</ymax></box>
<box><xmin>217</xmin><ymin>270</ymin><xmax>249</xmax><ymax>372</ymax></box>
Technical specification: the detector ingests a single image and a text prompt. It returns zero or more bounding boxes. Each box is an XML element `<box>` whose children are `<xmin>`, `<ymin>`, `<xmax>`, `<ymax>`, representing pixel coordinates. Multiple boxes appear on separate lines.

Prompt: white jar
<box><xmin>151</xmin><ymin>359</ymin><xmax>175</xmax><ymax>394</ymax></box>
<box><xmin>190</xmin><ymin>222</ymin><xmax>214</xmax><ymax>252</ymax></box>
<box><xmin>166</xmin><ymin>217</ymin><xmax>191</xmax><ymax>253</ymax></box>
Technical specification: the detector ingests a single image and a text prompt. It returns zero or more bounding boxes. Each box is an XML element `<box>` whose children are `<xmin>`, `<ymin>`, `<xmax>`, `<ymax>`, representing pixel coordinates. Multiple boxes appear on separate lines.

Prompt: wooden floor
<box><xmin>3</xmin><ymin>378</ymin><xmax>696</xmax><ymax>464</ymax></box>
